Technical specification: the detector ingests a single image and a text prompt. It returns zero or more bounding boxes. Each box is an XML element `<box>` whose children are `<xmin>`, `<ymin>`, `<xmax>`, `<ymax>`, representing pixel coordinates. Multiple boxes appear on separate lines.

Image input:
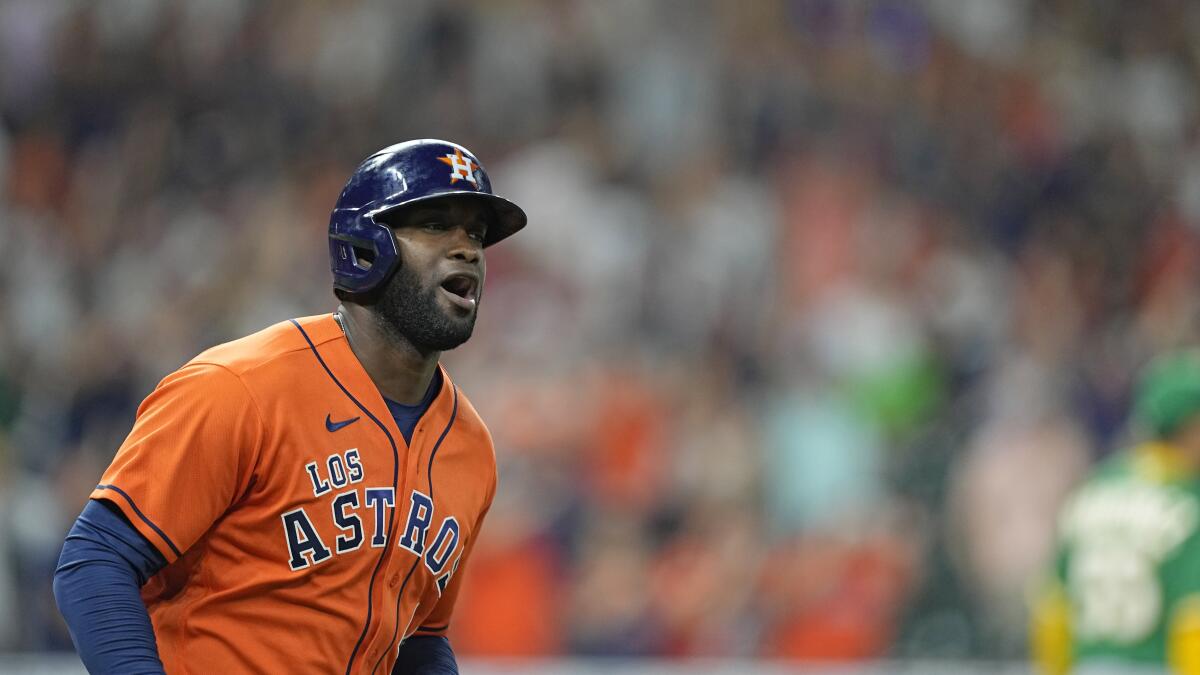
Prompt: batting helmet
<box><xmin>329</xmin><ymin>139</ymin><xmax>527</xmax><ymax>294</ymax></box>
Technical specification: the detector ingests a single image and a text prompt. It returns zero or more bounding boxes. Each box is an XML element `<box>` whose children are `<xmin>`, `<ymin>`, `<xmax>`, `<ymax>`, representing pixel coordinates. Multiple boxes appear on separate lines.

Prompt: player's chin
<box><xmin>426</xmin><ymin>312</ymin><xmax>477</xmax><ymax>351</ymax></box>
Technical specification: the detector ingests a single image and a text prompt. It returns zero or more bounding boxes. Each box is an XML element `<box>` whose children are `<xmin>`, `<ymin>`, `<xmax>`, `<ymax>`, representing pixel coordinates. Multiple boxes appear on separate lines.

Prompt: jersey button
<box><xmin>389</xmin><ymin>573</ymin><xmax>400</xmax><ymax>587</ymax></box>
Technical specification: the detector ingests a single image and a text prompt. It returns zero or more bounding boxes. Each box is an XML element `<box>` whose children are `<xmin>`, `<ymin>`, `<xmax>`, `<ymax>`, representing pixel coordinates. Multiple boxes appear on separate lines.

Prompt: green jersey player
<box><xmin>1033</xmin><ymin>350</ymin><xmax>1200</xmax><ymax>674</ymax></box>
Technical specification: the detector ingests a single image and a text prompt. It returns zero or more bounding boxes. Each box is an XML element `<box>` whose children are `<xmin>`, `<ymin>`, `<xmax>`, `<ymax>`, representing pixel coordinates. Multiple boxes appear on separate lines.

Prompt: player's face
<box><xmin>374</xmin><ymin>197</ymin><xmax>489</xmax><ymax>352</ymax></box>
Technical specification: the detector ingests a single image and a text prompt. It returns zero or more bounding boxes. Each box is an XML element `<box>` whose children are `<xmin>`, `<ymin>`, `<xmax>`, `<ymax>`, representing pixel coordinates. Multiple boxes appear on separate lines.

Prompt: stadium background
<box><xmin>1</xmin><ymin>0</ymin><xmax>1198</xmax><ymax>672</ymax></box>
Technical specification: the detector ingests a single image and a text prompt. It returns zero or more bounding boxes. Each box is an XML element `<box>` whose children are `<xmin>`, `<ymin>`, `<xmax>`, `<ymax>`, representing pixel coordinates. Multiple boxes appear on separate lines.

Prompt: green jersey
<box><xmin>1055</xmin><ymin>444</ymin><xmax>1200</xmax><ymax>668</ymax></box>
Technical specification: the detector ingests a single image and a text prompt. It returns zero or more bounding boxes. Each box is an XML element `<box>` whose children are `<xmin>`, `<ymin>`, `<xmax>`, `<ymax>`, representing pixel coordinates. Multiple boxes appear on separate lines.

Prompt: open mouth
<box><xmin>439</xmin><ymin>272</ymin><xmax>479</xmax><ymax>309</ymax></box>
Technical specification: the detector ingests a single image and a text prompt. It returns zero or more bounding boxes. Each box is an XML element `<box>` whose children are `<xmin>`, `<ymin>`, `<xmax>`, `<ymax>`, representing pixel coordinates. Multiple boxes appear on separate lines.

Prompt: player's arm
<box><xmin>56</xmin><ymin>362</ymin><xmax>263</xmax><ymax>670</ymax></box>
<box><xmin>54</xmin><ymin>499</ymin><xmax>167</xmax><ymax>674</ymax></box>
<box><xmin>395</xmin><ymin>466</ymin><xmax>496</xmax><ymax>675</ymax></box>
<box><xmin>392</xmin><ymin>635</ymin><xmax>458</xmax><ymax>674</ymax></box>
<box><xmin>391</xmin><ymin>530</ymin><xmax>479</xmax><ymax>675</ymax></box>
<box><xmin>390</xmin><ymin>523</ymin><xmax>487</xmax><ymax>675</ymax></box>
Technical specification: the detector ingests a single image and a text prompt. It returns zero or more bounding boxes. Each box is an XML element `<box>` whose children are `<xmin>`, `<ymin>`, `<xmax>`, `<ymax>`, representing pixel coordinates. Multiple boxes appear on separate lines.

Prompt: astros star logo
<box><xmin>437</xmin><ymin>148</ymin><xmax>479</xmax><ymax>186</ymax></box>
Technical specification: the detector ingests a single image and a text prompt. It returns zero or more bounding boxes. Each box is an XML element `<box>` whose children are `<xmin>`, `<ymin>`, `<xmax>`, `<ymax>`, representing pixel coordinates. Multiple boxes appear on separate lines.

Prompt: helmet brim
<box><xmin>372</xmin><ymin>190</ymin><xmax>527</xmax><ymax>248</ymax></box>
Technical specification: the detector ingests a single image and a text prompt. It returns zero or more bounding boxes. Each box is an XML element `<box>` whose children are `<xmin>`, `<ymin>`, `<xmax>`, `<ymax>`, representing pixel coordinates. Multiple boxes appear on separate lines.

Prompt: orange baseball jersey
<box><xmin>90</xmin><ymin>313</ymin><xmax>496</xmax><ymax>674</ymax></box>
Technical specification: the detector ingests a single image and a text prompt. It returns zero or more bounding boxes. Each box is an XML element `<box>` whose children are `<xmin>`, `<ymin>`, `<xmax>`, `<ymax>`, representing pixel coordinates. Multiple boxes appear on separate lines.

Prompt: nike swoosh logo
<box><xmin>325</xmin><ymin>414</ymin><xmax>361</xmax><ymax>432</ymax></box>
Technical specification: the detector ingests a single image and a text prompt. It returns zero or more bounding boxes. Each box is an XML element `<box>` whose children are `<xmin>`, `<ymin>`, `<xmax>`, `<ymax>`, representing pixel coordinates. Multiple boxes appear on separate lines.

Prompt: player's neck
<box><xmin>334</xmin><ymin>305</ymin><xmax>440</xmax><ymax>405</ymax></box>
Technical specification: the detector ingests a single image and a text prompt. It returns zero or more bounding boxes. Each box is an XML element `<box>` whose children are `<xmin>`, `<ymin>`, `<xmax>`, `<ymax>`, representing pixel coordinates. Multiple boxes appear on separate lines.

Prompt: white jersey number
<box><xmin>1069</xmin><ymin>544</ymin><xmax>1161</xmax><ymax>643</ymax></box>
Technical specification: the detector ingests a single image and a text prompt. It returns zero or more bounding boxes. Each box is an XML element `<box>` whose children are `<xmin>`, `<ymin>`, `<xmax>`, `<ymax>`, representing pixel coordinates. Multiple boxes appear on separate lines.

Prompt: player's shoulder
<box><xmin>186</xmin><ymin>313</ymin><xmax>336</xmax><ymax>377</ymax></box>
<box><xmin>149</xmin><ymin>315</ymin><xmax>337</xmax><ymax>401</ymax></box>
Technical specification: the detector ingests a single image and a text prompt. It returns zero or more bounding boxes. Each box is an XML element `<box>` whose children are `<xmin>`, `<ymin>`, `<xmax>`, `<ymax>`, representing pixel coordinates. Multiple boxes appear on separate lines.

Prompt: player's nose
<box><xmin>446</xmin><ymin>227</ymin><xmax>482</xmax><ymax>264</ymax></box>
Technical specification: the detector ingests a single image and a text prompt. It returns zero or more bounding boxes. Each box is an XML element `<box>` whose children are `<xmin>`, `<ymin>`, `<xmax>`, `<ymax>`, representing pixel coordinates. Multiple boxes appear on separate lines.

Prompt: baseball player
<box><xmin>1032</xmin><ymin>350</ymin><xmax>1200</xmax><ymax>674</ymax></box>
<box><xmin>52</xmin><ymin>139</ymin><xmax>526</xmax><ymax>674</ymax></box>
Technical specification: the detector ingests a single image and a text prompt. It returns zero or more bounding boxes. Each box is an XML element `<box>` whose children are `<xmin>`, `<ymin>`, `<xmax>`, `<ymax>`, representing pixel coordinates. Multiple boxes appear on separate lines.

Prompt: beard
<box><xmin>372</xmin><ymin>262</ymin><xmax>478</xmax><ymax>353</ymax></box>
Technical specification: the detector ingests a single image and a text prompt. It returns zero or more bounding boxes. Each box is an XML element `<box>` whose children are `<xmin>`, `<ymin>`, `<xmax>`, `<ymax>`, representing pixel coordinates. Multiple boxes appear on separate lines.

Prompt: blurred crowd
<box><xmin>2</xmin><ymin>0</ymin><xmax>1200</xmax><ymax>662</ymax></box>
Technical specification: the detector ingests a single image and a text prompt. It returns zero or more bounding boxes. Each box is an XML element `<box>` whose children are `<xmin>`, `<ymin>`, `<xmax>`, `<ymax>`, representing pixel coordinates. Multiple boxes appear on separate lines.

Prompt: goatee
<box><xmin>373</xmin><ymin>263</ymin><xmax>477</xmax><ymax>353</ymax></box>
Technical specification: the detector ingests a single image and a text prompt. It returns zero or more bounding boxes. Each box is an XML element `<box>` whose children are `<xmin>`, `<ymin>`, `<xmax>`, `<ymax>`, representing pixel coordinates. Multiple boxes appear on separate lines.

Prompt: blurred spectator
<box><xmin>3</xmin><ymin>0</ymin><xmax>1200</xmax><ymax>662</ymax></box>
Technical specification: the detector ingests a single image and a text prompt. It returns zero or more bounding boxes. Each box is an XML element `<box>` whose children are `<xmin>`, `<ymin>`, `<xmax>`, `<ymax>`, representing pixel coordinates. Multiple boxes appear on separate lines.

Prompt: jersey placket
<box><xmin>366</xmin><ymin>389</ymin><xmax>458</xmax><ymax>675</ymax></box>
<box><xmin>361</xmin><ymin>408</ymin><xmax>433</xmax><ymax>671</ymax></box>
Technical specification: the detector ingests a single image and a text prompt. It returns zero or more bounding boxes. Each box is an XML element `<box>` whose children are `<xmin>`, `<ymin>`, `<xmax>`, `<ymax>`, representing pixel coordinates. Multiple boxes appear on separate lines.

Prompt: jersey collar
<box><xmin>294</xmin><ymin>313</ymin><xmax>456</xmax><ymax>450</ymax></box>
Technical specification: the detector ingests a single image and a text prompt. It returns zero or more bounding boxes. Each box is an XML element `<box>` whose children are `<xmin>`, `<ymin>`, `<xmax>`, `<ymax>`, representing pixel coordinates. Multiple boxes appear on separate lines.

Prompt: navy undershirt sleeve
<box><xmin>392</xmin><ymin>635</ymin><xmax>458</xmax><ymax>674</ymax></box>
<box><xmin>53</xmin><ymin>499</ymin><xmax>167</xmax><ymax>675</ymax></box>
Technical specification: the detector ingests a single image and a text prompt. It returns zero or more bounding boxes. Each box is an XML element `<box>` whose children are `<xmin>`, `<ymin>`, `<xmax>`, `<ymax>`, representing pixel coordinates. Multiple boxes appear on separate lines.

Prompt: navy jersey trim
<box><xmin>289</xmin><ymin>319</ymin><xmax>402</xmax><ymax>675</ymax></box>
<box><xmin>371</xmin><ymin>386</ymin><xmax>459</xmax><ymax>675</ymax></box>
<box><xmin>94</xmin><ymin>483</ymin><xmax>183</xmax><ymax>558</ymax></box>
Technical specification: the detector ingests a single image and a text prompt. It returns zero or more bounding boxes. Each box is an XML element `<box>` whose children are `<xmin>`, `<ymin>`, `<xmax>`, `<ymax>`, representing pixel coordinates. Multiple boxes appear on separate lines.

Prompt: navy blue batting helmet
<box><xmin>329</xmin><ymin>139</ymin><xmax>527</xmax><ymax>294</ymax></box>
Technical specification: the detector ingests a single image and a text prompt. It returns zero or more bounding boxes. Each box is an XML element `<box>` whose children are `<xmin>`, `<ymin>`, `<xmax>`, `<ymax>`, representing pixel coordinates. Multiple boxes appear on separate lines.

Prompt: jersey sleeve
<box><xmin>90</xmin><ymin>363</ymin><xmax>264</xmax><ymax>564</ymax></box>
<box><xmin>1029</xmin><ymin>574</ymin><xmax>1073</xmax><ymax>675</ymax></box>
<box><xmin>1029</xmin><ymin>527</ymin><xmax>1073</xmax><ymax>675</ymax></box>
<box><xmin>1170</xmin><ymin>595</ymin><xmax>1200</xmax><ymax>675</ymax></box>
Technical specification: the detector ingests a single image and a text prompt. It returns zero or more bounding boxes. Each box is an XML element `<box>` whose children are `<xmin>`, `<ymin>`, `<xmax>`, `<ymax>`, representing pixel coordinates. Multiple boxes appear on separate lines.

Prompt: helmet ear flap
<box><xmin>329</xmin><ymin>221</ymin><xmax>399</xmax><ymax>294</ymax></box>
<box><xmin>331</xmin><ymin>235</ymin><xmax>377</xmax><ymax>273</ymax></box>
